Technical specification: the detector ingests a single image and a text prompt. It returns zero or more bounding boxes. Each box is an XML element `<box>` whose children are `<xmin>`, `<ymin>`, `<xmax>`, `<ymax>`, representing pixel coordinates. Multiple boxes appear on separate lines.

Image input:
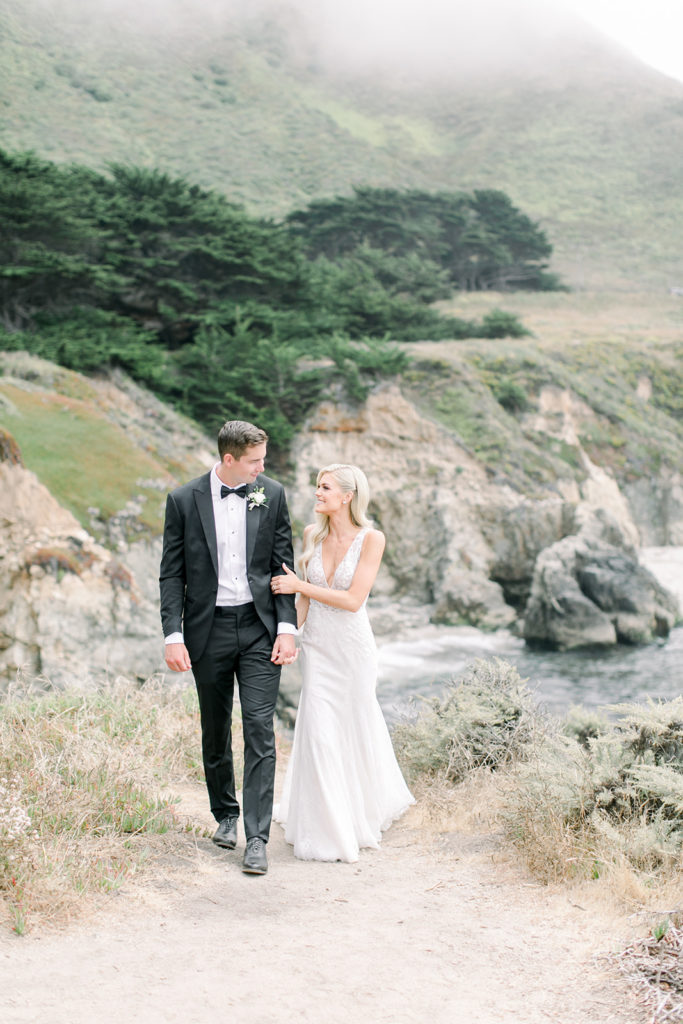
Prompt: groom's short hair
<box><xmin>218</xmin><ymin>420</ymin><xmax>268</xmax><ymax>459</ymax></box>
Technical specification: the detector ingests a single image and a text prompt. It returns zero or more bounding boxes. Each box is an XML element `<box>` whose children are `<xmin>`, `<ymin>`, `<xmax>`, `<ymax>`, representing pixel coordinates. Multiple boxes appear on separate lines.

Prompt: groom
<box><xmin>160</xmin><ymin>419</ymin><xmax>297</xmax><ymax>875</ymax></box>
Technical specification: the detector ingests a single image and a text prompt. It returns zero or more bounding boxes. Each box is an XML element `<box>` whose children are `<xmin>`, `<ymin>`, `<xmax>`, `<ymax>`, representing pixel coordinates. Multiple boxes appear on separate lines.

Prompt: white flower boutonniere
<box><xmin>247</xmin><ymin>486</ymin><xmax>268</xmax><ymax>511</ymax></box>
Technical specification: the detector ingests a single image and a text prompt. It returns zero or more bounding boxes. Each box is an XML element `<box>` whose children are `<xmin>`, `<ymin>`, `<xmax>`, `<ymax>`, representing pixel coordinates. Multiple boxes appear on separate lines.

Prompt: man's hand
<box><xmin>165</xmin><ymin>642</ymin><xmax>192</xmax><ymax>672</ymax></box>
<box><xmin>271</xmin><ymin>633</ymin><xmax>298</xmax><ymax>666</ymax></box>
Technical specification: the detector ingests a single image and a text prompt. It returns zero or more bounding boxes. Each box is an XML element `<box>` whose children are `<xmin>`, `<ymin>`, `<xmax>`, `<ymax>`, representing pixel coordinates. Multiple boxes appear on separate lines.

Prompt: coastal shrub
<box><xmin>477</xmin><ymin>309</ymin><xmax>530</xmax><ymax>340</ymax></box>
<box><xmin>504</xmin><ymin>697</ymin><xmax>683</xmax><ymax>881</ymax></box>
<box><xmin>393</xmin><ymin>658</ymin><xmax>541</xmax><ymax>783</ymax></box>
<box><xmin>501</xmin><ymin>730</ymin><xmax>596</xmax><ymax>882</ymax></box>
<box><xmin>490</xmin><ymin>375</ymin><xmax>530</xmax><ymax>413</ymax></box>
<box><xmin>562</xmin><ymin>705</ymin><xmax>612</xmax><ymax>749</ymax></box>
<box><xmin>397</xmin><ymin>661</ymin><xmax>683</xmax><ymax>887</ymax></box>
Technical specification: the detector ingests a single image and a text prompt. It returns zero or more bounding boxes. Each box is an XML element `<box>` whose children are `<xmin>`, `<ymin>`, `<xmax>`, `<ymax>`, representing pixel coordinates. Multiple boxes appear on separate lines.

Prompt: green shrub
<box><xmin>562</xmin><ymin>705</ymin><xmax>612</xmax><ymax>749</ymax></box>
<box><xmin>506</xmin><ymin>697</ymin><xmax>683</xmax><ymax>879</ymax></box>
<box><xmin>490</xmin><ymin>375</ymin><xmax>530</xmax><ymax>413</ymax></box>
<box><xmin>393</xmin><ymin>658</ymin><xmax>540</xmax><ymax>783</ymax></box>
<box><xmin>478</xmin><ymin>308</ymin><xmax>530</xmax><ymax>339</ymax></box>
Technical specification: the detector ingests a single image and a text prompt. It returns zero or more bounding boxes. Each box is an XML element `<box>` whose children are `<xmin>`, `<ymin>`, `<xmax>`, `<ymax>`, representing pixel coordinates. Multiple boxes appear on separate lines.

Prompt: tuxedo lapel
<box><xmin>194</xmin><ymin>476</ymin><xmax>218</xmax><ymax>578</ymax></box>
<box><xmin>246</xmin><ymin>500</ymin><xmax>262</xmax><ymax>569</ymax></box>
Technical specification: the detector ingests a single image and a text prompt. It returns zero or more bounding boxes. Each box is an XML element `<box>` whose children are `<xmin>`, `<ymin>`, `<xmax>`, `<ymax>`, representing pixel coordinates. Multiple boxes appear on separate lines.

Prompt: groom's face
<box><xmin>223</xmin><ymin>442</ymin><xmax>267</xmax><ymax>484</ymax></box>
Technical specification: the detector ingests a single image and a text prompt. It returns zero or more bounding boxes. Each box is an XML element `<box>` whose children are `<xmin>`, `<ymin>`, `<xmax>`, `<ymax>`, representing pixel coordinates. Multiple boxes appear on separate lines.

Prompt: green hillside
<box><xmin>2</xmin><ymin>0</ymin><xmax>683</xmax><ymax>289</ymax></box>
<box><xmin>0</xmin><ymin>351</ymin><xmax>210</xmax><ymax>537</ymax></box>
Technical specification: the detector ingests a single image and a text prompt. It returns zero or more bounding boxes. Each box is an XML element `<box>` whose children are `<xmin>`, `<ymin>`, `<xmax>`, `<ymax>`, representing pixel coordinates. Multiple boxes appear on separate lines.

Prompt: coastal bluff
<box><xmin>0</xmin><ymin>351</ymin><xmax>679</xmax><ymax>687</ymax></box>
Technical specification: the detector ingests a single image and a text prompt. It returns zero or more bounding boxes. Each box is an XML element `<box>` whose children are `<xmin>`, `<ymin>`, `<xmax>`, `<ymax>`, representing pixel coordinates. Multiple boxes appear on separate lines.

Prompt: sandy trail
<box><xmin>0</xmin><ymin>780</ymin><xmax>643</xmax><ymax>1024</ymax></box>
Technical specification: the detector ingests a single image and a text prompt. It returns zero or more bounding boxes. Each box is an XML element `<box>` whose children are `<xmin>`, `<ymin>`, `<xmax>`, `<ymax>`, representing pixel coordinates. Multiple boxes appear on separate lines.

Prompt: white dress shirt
<box><xmin>165</xmin><ymin>466</ymin><xmax>296</xmax><ymax>644</ymax></box>
<box><xmin>212</xmin><ymin>467</ymin><xmax>254</xmax><ymax>607</ymax></box>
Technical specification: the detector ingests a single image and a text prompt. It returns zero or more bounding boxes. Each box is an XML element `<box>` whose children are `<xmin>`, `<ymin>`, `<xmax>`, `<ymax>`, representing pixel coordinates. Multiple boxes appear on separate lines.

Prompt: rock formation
<box><xmin>622</xmin><ymin>469</ymin><xmax>683</xmax><ymax>546</ymax></box>
<box><xmin>0</xmin><ymin>439</ymin><xmax>165</xmax><ymax>687</ymax></box>
<box><xmin>523</xmin><ymin>508</ymin><xmax>679</xmax><ymax>650</ymax></box>
<box><xmin>289</xmin><ymin>383</ymin><xmax>524</xmax><ymax>631</ymax></box>
<box><xmin>289</xmin><ymin>383</ymin><xmax>680</xmax><ymax>647</ymax></box>
<box><xmin>0</xmin><ymin>352</ymin><xmax>217</xmax><ymax>689</ymax></box>
<box><xmin>0</xmin><ymin>357</ymin><xmax>679</xmax><ymax>685</ymax></box>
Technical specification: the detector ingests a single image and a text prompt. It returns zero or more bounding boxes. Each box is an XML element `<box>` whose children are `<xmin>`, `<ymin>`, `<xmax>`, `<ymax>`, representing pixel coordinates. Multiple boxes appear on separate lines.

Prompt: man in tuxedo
<box><xmin>160</xmin><ymin>420</ymin><xmax>297</xmax><ymax>875</ymax></box>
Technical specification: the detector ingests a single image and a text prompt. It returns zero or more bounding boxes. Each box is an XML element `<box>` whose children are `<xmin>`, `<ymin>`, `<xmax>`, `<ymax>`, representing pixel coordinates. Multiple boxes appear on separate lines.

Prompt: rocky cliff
<box><xmin>0</xmin><ymin>445</ymin><xmax>162</xmax><ymax>686</ymax></box>
<box><xmin>0</xmin><ymin>351</ymin><xmax>680</xmax><ymax>688</ymax></box>
<box><xmin>0</xmin><ymin>352</ymin><xmax>213</xmax><ymax>689</ymax></box>
<box><xmin>288</xmin><ymin>382</ymin><xmax>680</xmax><ymax>644</ymax></box>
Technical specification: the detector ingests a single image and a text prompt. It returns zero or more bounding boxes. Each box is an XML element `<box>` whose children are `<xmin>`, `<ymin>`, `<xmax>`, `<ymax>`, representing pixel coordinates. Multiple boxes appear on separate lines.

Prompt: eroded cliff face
<box><xmin>0</xmin><ymin>366</ymin><xmax>678</xmax><ymax>686</ymax></box>
<box><xmin>0</xmin><ymin>452</ymin><xmax>164</xmax><ymax>687</ymax></box>
<box><xmin>622</xmin><ymin>471</ymin><xmax>683</xmax><ymax>546</ymax></box>
<box><xmin>288</xmin><ymin>383</ymin><xmax>679</xmax><ymax>639</ymax></box>
<box><xmin>0</xmin><ymin>353</ymin><xmax>214</xmax><ymax>688</ymax></box>
<box><xmin>525</xmin><ymin>383</ymin><xmax>683</xmax><ymax>546</ymax></box>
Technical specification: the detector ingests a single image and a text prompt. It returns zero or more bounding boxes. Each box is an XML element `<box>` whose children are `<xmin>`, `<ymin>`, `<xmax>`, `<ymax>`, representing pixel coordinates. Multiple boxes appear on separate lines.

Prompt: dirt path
<box><xmin>0</xmin><ymin>781</ymin><xmax>644</xmax><ymax>1024</ymax></box>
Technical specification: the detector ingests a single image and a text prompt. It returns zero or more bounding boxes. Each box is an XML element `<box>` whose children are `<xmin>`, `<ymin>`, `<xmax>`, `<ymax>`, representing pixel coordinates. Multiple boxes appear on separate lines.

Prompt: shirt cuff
<box><xmin>276</xmin><ymin>622</ymin><xmax>298</xmax><ymax>637</ymax></box>
<box><xmin>164</xmin><ymin>632</ymin><xmax>184</xmax><ymax>645</ymax></box>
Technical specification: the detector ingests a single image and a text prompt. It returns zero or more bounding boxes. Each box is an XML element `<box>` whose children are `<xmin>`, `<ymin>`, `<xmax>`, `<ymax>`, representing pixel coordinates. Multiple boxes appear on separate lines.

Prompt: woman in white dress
<box><xmin>271</xmin><ymin>463</ymin><xmax>414</xmax><ymax>862</ymax></box>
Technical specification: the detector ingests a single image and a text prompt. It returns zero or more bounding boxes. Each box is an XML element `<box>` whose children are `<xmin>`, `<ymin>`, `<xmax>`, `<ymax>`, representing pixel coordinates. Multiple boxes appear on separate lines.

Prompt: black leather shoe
<box><xmin>212</xmin><ymin>816</ymin><xmax>238</xmax><ymax>849</ymax></box>
<box><xmin>242</xmin><ymin>837</ymin><xmax>268</xmax><ymax>874</ymax></box>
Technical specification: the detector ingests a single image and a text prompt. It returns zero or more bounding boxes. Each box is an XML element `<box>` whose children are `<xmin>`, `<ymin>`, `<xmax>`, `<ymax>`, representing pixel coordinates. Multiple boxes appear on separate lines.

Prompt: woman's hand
<box><xmin>271</xmin><ymin>563</ymin><xmax>301</xmax><ymax>595</ymax></box>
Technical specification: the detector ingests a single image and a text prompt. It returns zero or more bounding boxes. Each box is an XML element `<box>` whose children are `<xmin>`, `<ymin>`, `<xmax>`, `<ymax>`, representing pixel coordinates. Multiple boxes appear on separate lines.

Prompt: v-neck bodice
<box><xmin>309</xmin><ymin>528</ymin><xmax>368</xmax><ymax>592</ymax></box>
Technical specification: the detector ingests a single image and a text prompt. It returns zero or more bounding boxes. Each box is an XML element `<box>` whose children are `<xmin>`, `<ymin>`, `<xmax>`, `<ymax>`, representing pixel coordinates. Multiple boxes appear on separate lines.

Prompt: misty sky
<box><xmin>567</xmin><ymin>0</ymin><xmax>683</xmax><ymax>83</ymax></box>
<box><xmin>21</xmin><ymin>0</ymin><xmax>683</xmax><ymax>85</ymax></box>
<box><xmin>294</xmin><ymin>0</ymin><xmax>683</xmax><ymax>83</ymax></box>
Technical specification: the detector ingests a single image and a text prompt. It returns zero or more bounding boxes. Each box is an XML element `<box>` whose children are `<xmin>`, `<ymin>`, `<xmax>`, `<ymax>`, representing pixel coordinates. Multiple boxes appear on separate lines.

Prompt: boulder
<box><xmin>432</xmin><ymin>571</ymin><xmax>516</xmax><ymax>629</ymax></box>
<box><xmin>523</xmin><ymin>517</ymin><xmax>680</xmax><ymax>650</ymax></box>
<box><xmin>576</xmin><ymin>548</ymin><xmax>679</xmax><ymax>643</ymax></box>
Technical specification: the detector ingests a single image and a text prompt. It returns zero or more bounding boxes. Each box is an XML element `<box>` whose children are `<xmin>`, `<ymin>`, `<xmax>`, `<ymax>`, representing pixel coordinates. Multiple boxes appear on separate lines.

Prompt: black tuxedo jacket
<box><xmin>159</xmin><ymin>471</ymin><xmax>297</xmax><ymax>662</ymax></box>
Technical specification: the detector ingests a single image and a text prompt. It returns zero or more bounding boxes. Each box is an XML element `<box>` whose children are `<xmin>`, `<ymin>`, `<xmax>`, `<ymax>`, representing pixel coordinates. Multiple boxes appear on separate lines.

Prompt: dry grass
<box><xmin>438</xmin><ymin>288</ymin><xmax>683</xmax><ymax>349</ymax></box>
<box><xmin>0</xmin><ymin>677</ymin><xmax>239</xmax><ymax>934</ymax></box>
<box><xmin>406</xmin><ymin>767</ymin><xmax>504</xmax><ymax>838</ymax></box>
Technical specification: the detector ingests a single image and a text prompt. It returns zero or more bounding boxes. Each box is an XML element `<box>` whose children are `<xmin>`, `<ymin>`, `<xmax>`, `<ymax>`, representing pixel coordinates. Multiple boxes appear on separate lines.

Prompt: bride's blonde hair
<box><xmin>298</xmin><ymin>463</ymin><xmax>372</xmax><ymax>579</ymax></box>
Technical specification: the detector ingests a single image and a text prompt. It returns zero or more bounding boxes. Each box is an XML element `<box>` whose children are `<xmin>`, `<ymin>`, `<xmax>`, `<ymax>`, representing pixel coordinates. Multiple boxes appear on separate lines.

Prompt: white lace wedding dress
<box><xmin>274</xmin><ymin>528</ymin><xmax>415</xmax><ymax>862</ymax></box>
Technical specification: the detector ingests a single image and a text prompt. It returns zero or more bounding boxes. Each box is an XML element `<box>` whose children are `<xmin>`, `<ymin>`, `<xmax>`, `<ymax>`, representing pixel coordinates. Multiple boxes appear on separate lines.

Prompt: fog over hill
<box><xmin>2</xmin><ymin>0</ymin><xmax>683</xmax><ymax>287</ymax></box>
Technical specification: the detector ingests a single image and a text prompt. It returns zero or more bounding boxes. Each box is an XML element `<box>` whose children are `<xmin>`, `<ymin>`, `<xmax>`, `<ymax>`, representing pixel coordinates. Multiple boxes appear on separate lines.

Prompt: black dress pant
<box><xmin>191</xmin><ymin>602</ymin><xmax>280</xmax><ymax>842</ymax></box>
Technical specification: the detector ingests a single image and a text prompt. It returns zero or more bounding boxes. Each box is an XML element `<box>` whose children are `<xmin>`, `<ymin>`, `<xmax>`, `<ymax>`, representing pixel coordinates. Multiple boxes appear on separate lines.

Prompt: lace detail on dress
<box><xmin>302</xmin><ymin>529</ymin><xmax>373</xmax><ymax>645</ymax></box>
<box><xmin>307</xmin><ymin>528</ymin><xmax>367</xmax><ymax>593</ymax></box>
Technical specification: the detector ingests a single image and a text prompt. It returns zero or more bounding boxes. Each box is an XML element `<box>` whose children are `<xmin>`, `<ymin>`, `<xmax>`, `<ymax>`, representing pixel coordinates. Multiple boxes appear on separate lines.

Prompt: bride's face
<box><xmin>314</xmin><ymin>473</ymin><xmax>349</xmax><ymax>515</ymax></box>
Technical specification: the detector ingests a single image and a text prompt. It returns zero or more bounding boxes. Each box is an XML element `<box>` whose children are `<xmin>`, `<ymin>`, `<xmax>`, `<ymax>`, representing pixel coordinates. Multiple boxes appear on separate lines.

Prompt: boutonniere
<box><xmin>247</xmin><ymin>486</ymin><xmax>268</xmax><ymax>510</ymax></box>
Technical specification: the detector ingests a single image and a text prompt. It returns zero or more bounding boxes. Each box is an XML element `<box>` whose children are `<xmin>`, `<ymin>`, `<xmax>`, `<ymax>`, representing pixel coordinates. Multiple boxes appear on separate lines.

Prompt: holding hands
<box><xmin>271</xmin><ymin>564</ymin><xmax>300</xmax><ymax>665</ymax></box>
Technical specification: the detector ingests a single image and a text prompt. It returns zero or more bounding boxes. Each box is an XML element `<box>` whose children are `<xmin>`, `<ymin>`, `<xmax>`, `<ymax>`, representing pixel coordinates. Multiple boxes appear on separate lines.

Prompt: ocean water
<box><xmin>377</xmin><ymin>547</ymin><xmax>683</xmax><ymax>722</ymax></box>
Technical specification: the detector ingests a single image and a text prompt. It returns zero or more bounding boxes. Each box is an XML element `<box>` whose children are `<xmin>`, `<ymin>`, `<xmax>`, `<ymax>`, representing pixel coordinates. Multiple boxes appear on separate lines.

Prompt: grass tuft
<box><xmin>0</xmin><ymin>677</ymin><xmax>227</xmax><ymax>933</ymax></box>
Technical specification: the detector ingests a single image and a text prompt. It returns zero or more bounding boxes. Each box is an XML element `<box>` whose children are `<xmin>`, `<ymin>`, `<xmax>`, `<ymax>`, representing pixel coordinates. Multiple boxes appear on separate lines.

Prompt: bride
<box><xmin>271</xmin><ymin>463</ymin><xmax>414</xmax><ymax>862</ymax></box>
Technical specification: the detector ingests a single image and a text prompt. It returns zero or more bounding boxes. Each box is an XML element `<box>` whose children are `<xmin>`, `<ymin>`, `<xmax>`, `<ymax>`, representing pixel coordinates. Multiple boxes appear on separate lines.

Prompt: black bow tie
<box><xmin>220</xmin><ymin>484</ymin><xmax>247</xmax><ymax>499</ymax></box>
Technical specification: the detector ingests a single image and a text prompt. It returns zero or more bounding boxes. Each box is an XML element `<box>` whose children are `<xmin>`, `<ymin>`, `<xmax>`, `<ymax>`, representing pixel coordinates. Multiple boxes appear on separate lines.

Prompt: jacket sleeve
<box><xmin>159</xmin><ymin>492</ymin><xmax>187</xmax><ymax>638</ymax></box>
<box><xmin>270</xmin><ymin>485</ymin><xmax>297</xmax><ymax>628</ymax></box>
